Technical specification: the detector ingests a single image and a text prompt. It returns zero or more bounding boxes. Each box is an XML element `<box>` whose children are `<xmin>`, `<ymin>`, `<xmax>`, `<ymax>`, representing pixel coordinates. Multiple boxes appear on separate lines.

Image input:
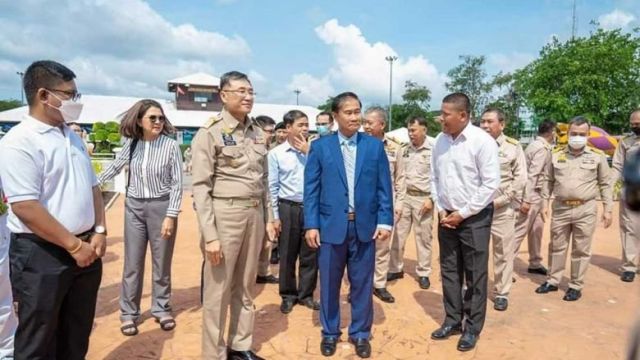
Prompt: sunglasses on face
<box><xmin>147</xmin><ymin>115</ymin><xmax>166</xmax><ymax>123</ymax></box>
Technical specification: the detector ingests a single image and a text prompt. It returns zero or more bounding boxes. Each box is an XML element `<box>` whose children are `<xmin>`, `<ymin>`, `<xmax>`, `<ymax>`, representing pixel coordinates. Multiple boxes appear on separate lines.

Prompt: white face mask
<box><xmin>568</xmin><ymin>135</ymin><xmax>588</xmax><ymax>150</ymax></box>
<box><xmin>46</xmin><ymin>91</ymin><xmax>83</xmax><ymax>123</ymax></box>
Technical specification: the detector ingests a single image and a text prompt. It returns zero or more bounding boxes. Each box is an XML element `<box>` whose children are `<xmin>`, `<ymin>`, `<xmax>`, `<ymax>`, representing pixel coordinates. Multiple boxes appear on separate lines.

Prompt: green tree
<box><xmin>0</xmin><ymin>99</ymin><xmax>22</xmax><ymax>112</ymax></box>
<box><xmin>445</xmin><ymin>55</ymin><xmax>492</xmax><ymax>119</ymax></box>
<box><xmin>390</xmin><ymin>80</ymin><xmax>438</xmax><ymax>131</ymax></box>
<box><xmin>316</xmin><ymin>96</ymin><xmax>334</xmax><ymax>113</ymax></box>
<box><xmin>514</xmin><ymin>28</ymin><xmax>640</xmax><ymax>133</ymax></box>
<box><xmin>486</xmin><ymin>72</ymin><xmax>525</xmax><ymax>138</ymax></box>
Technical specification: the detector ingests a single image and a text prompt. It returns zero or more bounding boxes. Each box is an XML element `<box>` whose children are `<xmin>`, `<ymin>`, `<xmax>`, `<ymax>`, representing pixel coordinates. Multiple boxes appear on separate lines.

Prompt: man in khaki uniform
<box><xmin>513</xmin><ymin>120</ymin><xmax>556</xmax><ymax>276</ymax></box>
<box><xmin>192</xmin><ymin>71</ymin><xmax>272</xmax><ymax>360</ymax></box>
<box><xmin>536</xmin><ymin>116</ymin><xmax>613</xmax><ymax>302</ymax></box>
<box><xmin>479</xmin><ymin>108</ymin><xmax>527</xmax><ymax>311</ymax></box>
<box><xmin>611</xmin><ymin>109</ymin><xmax>640</xmax><ymax>282</ymax></box>
<box><xmin>388</xmin><ymin>116</ymin><xmax>434</xmax><ymax>290</ymax></box>
<box><xmin>363</xmin><ymin>106</ymin><xmax>400</xmax><ymax>303</ymax></box>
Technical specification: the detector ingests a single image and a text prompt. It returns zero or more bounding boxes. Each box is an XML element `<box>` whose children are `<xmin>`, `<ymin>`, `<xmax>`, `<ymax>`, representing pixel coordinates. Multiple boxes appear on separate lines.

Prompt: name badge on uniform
<box><xmin>222</xmin><ymin>133</ymin><xmax>236</xmax><ymax>146</ymax></box>
<box><xmin>254</xmin><ymin>136</ymin><xmax>265</xmax><ymax>144</ymax></box>
<box><xmin>403</xmin><ymin>149</ymin><xmax>410</xmax><ymax>158</ymax></box>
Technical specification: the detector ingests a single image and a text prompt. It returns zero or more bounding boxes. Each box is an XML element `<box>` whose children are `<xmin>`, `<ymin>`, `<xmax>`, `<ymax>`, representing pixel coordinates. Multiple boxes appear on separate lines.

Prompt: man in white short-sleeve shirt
<box><xmin>0</xmin><ymin>60</ymin><xmax>106</xmax><ymax>360</ymax></box>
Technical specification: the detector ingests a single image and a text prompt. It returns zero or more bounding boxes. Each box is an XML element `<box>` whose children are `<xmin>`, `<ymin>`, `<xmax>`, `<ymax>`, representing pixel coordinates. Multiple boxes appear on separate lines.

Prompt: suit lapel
<box><xmin>354</xmin><ymin>134</ymin><xmax>366</xmax><ymax>186</ymax></box>
<box><xmin>329</xmin><ymin>134</ymin><xmax>348</xmax><ymax>188</ymax></box>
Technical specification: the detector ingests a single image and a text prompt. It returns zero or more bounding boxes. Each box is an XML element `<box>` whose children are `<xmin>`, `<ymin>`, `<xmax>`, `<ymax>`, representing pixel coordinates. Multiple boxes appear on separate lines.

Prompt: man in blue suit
<box><xmin>304</xmin><ymin>92</ymin><xmax>393</xmax><ymax>358</ymax></box>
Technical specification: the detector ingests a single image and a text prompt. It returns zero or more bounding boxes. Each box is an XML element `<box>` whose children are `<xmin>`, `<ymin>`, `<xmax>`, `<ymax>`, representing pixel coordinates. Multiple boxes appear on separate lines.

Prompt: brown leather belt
<box><xmin>406</xmin><ymin>189</ymin><xmax>430</xmax><ymax>197</ymax></box>
<box><xmin>347</xmin><ymin>212</ymin><xmax>356</xmax><ymax>221</ymax></box>
<box><xmin>562</xmin><ymin>199</ymin><xmax>585</xmax><ymax>207</ymax></box>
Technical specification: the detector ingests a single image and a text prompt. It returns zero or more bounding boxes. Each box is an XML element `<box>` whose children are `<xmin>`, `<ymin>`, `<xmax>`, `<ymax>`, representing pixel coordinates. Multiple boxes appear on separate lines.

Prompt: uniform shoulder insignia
<box><xmin>552</xmin><ymin>145</ymin><xmax>566</xmax><ymax>153</ymax></box>
<box><xmin>505</xmin><ymin>136</ymin><xmax>519</xmax><ymax>145</ymax></box>
<box><xmin>203</xmin><ymin>115</ymin><xmax>222</xmax><ymax>129</ymax></box>
<box><xmin>587</xmin><ymin>146</ymin><xmax>605</xmax><ymax>155</ymax></box>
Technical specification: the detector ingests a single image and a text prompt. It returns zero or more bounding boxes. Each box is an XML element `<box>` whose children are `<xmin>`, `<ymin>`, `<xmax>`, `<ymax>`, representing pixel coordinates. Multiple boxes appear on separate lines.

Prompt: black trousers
<box><xmin>438</xmin><ymin>205</ymin><xmax>493</xmax><ymax>334</ymax></box>
<box><xmin>10</xmin><ymin>233</ymin><xmax>102</xmax><ymax>360</ymax></box>
<box><xmin>278</xmin><ymin>200</ymin><xmax>318</xmax><ymax>301</ymax></box>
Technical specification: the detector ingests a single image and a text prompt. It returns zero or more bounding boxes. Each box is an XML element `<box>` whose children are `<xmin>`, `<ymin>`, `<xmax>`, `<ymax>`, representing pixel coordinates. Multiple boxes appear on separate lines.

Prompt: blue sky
<box><xmin>1</xmin><ymin>0</ymin><xmax>639</xmax><ymax>108</ymax></box>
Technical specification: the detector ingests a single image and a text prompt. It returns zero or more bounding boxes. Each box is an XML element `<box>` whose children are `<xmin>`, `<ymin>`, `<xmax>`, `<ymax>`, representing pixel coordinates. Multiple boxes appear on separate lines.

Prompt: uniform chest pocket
<box><xmin>499</xmin><ymin>157</ymin><xmax>511</xmax><ymax>171</ymax></box>
<box><xmin>252</xmin><ymin>145</ymin><xmax>268</xmax><ymax>156</ymax></box>
<box><xmin>219</xmin><ymin>146</ymin><xmax>244</xmax><ymax>168</ymax></box>
<box><xmin>553</xmin><ymin>161</ymin><xmax>569</xmax><ymax>172</ymax></box>
<box><xmin>579</xmin><ymin>162</ymin><xmax>598</xmax><ymax>171</ymax></box>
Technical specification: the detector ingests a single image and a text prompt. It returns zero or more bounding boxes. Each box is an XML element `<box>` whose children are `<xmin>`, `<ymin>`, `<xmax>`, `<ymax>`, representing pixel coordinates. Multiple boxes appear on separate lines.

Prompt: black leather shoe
<box><xmin>280</xmin><ymin>298</ymin><xmax>296</xmax><ymax>314</ymax></box>
<box><xmin>418</xmin><ymin>276</ymin><xmax>431</xmax><ymax>289</ymax></box>
<box><xmin>621</xmin><ymin>271</ymin><xmax>636</xmax><ymax>282</ymax></box>
<box><xmin>562</xmin><ymin>288</ymin><xmax>582</xmax><ymax>301</ymax></box>
<box><xmin>228</xmin><ymin>349</ymin><xmax>265</xmax><ymax>360</ymax></box>
<box><xmin>386</xmin><ymin>271</ymin><xmax>404</xmax><ymax>281</ymax></box>
<box><xmin>431</xmin><ymin>324</ymin><xmax>462</xmax><ymax>340</ymax></box>
<box><xmin>321</xmin><ymin>337</ymin><xmax>337</xmax><ymax>357</ymax></box>
<box><xmin>494</xmin><ymin>297</ymin><xmax>508</xmax><ymax>311</ymax></box>
<box><xmin>256</xmin><ymin>275</ymin><xmax>279</xmax><ymax>284</ymax></box>
<box><xmin>298</xmin><ymin>297</ymin><xmax>320</xmax><ymax>310</ymax></box>
<box><xmin>457</xmin><ymin>331</ymin><xmax>478</xmax><ymax>352</ymax></box>
<box><xmin>348</xmin><ymin>337</ymin><xmax>371</xmax><ymax>358</ymax></box>
<box><xmin>373</xmin><ymin>288</ymin><xmax>395</xmax><ymax>303</ymax></box>
<box><xmin>535</xmin><ymin>282</ymin><xmax>558</xmax><ymax>294</ymax></box>
<box><xmin>528</xmin><ymin>266</ymin><xmax>548</xmax><ymax>275</ymax></box>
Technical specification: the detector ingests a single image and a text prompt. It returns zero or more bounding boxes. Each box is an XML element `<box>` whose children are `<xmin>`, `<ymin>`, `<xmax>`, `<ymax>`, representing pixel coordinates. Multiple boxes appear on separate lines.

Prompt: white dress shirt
<box><xmin>431</xmin><ymin>123</ymin><xmax>500</xmax><ymax>219</ymax></box>
<box><xmin>268</xmin><ymin>140</ymin><xmax>306</xmax><ymax>220</ymax></box>
<box><xmin>0</xmin><ymin>115</ymin><xmax>98</xmax><ymax>234</ymax></box>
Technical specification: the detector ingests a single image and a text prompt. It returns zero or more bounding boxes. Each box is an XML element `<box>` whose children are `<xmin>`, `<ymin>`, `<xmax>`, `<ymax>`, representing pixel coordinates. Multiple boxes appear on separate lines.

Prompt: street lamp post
<box><xmin>294</xmin><ymin>89</ymin><xmax>301</xmax><ymax>106</ymax></box>
<box><xmin>16</xmin><ymin>71</ymin><xmax>24</xmax><ymax>105</ymax></box>
<box><xmin>385</xmin><ymin>56</ymin><xmax>398</xmax><ymax>132</ymax></box>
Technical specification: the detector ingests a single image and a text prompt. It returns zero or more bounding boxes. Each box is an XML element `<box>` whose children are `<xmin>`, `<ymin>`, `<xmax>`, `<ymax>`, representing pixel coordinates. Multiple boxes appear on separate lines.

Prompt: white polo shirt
<box><xmin>0</xmin><ymin>115</ymin><xmax>98</xmax><ymax>234</ymax></box>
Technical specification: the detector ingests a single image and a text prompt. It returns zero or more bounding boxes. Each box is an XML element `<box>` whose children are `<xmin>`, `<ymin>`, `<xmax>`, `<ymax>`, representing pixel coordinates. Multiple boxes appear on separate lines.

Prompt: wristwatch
<box><xmin>94</xmin><ymin>225</ymin><xmax>107</xmax><ymax>236</ymax></box>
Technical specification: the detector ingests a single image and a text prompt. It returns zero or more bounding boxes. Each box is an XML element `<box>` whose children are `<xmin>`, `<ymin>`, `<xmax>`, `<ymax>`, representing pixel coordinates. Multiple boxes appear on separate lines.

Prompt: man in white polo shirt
<box><xmin>0</xmin><ymin>60</ymin><xmax>106</xmax><ymax>360</ymax></box>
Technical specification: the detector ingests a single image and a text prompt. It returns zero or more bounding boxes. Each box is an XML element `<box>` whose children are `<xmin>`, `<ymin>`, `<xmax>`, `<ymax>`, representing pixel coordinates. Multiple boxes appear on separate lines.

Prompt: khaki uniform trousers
<box><xmin>547</xmin><ymin>199</ymin><xmax>597</xmax><ymax>290</ymax></box>
<box><xmin>490</xmin><ymin>204</ymin><xmax>516</xmax><ymax>298</ymax></box>
<box><xmin>513</xmin><ymin>198</ymin><xmax>545</xmax><ymax>269</ymax></box>
<box><xmin>257</xmin><ymin>235</ymin><xmax>272</xmax><ymax>277</ymax></box>
<box><xmin>374</xmin><ymin>229</ymin><xmax>393</xmax><ymax>289</ymax></box>
<box><xmin>202</xmin><ymin>198</ymin><xmax>264</xmax><ymax>360</ymax></box>
<box><xmin>389</xmin><ymin>194</ymin><xmax>433</xmax><ymax>277</ymax></box>
<box><xmin>620</xmin><ymin>201</ymin><xmax>640</xmax><ymax>272</ymax></box>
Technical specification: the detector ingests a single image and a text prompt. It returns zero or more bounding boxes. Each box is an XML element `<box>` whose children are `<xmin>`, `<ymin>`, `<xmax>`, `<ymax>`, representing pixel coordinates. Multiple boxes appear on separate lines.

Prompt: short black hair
<box><xmin>568</xmin><ymin>115</ymin><xmax>590</xmax><ymax>130</ymax></box>
<box><xmin>275</xmin><ymin>122</ymin><xmax>286</xmax><ymax>131</ymax></box>
<box><xmin>23</xmin><ymin>60</ymin><xmax>76</xmax><ymax>106</ymax></box>
<box><xmin>406</xmin><ymin>115</ymin><xmax>428</xmax><ymax>128</ymax></box>
<box><xmin>316</xmin><ymin>111</ymin><xmax>334</xmax><ymax>122</ymax></box>
<box><xmin>537</xmin><ymin>119</ymin><xmax>556</xmax><ymax>135</ymax></box>
<box><xmin>220</xmin><ymin>71</ymin><xmax>251</xmax><ymax>89</ymax></box>
<box><xmin>255</xmin><ymin>115</ymin><xmax>276</xmax><ymax>128</ymax></box>
<box><xmin>442</xmin><ymin>92</ymin><xmax>471</xmax><ymax>115</ymax></box>
<box><xmin>482</xmin><ymin>107</ymin><xmax>506</xmax><ymax>123</ymax></box>
<box><xmin>331</xmin><ymin>92</ymin><xmax>362</xmax><ymax>113</ymax></box>
<box><xmin>283</xmin><ymin>110</ymin><xmax>308</xmax><ymax>126</ymax></box>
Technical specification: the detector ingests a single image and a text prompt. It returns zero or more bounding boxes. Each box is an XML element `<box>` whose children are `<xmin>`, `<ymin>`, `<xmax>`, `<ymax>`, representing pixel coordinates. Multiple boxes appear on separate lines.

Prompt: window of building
<box><xmin>193</xmin><ymin>92</ymin><xmax>213</xmax><ymax>103</ymax></box>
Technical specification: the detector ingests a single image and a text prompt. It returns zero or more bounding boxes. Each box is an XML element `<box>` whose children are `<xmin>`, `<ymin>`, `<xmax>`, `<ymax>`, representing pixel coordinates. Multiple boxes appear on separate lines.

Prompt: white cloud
<box><xmin>598</xmin><ymin>9</ymin><xmax>636</xmax><ymax>30</ymax></box>
<box><xmin>487</xmin><ymin>52</ymin><xmax>535</xmax><ymax>74</ymax></box>
<box><xmin>287</xmin><ymin>73</ymin><xmax>335</xmax><ymax>106</ymax></box>
<box><xmin>0</xmin><ymin>0</ymin><xmax>251</xmax><ymax>98</ymax></box>
<box><xmin>287</xmin><ymin>19</ymin><xmax>448</xmax><ymax>107</ymax></box>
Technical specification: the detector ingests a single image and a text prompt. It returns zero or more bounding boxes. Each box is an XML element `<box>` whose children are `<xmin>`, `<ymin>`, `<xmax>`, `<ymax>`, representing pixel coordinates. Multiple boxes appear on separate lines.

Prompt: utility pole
<box><xmin>294</xmin><ymin>89</ymin><xmax>301</xmax><ymax>105</ymax></box>
<box><xmin>385</xmin><ymin>56</ymin><xmax>398</xmax><ymax>131</ymax></box>
<box><xmin>571</xmin><ymin>0</ymin><xmax>577</xmax><ymax>40</ymax></box>
<box><xmin>16</xmin><ymin>71</ymin><xmax>24</xmax><ymax>105</ymax></box>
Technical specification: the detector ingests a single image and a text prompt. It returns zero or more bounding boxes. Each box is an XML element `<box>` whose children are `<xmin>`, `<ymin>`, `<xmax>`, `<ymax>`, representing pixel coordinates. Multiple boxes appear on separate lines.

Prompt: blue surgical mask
<box><xmin>317</xmin><ymin>125</ymin><xmax>330</xmax><ymax>136</ymax></box>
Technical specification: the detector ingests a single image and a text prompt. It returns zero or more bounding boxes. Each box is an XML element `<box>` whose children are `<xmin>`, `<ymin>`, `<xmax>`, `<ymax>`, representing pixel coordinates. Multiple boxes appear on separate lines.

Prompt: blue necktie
<box><xmin>342</xmin><ymin>140</ymin><xmax>355</xmax><ymax>211</ymax></box>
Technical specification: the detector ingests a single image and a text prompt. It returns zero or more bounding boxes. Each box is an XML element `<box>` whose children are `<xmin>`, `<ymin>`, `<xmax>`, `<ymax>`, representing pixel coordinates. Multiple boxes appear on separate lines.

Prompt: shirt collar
<box><xmin>496</xmin><ymin>133</ymin><xmax>505</xmax><ymax>146</ymax></box>
<box><xmin>24</xmin><ymin>114</ymin><xmax>61</xmax><ymax>134</ymax></box>
<box><xmin>338</xmin><ymin>131</ymin><xmax>358</xmax><ymax>145</ymax></box>
<box><xmin>221</xmin><ymin>108</ymin><xmax>253</xmax><ymax>132</ymax></box>
<box><xmin>410</xmin><ymin>138</ymin><xmax>431</xmax><ymax>150</ymax></box>
<box><xmin>536</xmin><ymin>135</ymin><xmax>550</xmax><ymax>145</ymax></box>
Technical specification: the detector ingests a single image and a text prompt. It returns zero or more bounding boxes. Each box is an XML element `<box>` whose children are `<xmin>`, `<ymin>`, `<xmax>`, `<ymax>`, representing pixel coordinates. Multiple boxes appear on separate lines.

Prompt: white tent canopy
<box><xmin>386</xmin><ymin>127</ymin><xmax>436</xmax><ymax>145</ymax></box>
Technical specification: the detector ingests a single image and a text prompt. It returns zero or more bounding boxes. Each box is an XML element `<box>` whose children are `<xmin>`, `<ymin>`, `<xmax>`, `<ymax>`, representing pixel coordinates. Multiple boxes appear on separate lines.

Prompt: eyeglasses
<box><xmin>222</xmin><ymin>89</ymin><xmax>256</xmax><ymax>97</ymax></box>
<box><xmin>47</xmin><ymin>88</ymin><xmax>82</xmax><ymax>102</ymax></box>
<box><xmin>147</xmin><ymin>115</ymin><xmax>167</xmax><ymax>123</ymax></box>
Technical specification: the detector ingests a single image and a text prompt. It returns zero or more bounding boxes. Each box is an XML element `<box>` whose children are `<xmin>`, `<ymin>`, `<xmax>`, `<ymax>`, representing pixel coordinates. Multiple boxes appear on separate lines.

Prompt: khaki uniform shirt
<box><xmin>395</xmin><ymin>139</ymin><xmax>432</xmax><ymax>207</ymax></box>
<box><xmin>383</xmin><ymin>137</ymin><xmax>401</xmax><ymax>189</ymax></box>
<box><xmin>543</xmin><ymin>146</ymin><xmax>613</xmax><ymax>212</ymax></box>
<box><xmin>191</xmin><ymin>109</ymin><xmax>271</xmax><ymax>243</ymax></box>
<box><xmin>522</xmin><ymin>136</ymin><xmax>552</xmax><ymax>203</ymax></box>
<box><xmin>611</xmin><ymin>134</ymin><xmax>640</xmax><ymax>183</ymax></box>
<box><xmin>492</xmin><ymin>134</ymin><xmax>527</xmax><ymax>208</ymax></box>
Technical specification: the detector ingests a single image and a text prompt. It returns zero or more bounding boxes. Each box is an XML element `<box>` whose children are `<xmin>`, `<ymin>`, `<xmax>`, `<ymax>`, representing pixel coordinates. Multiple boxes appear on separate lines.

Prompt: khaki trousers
<box><xmin>389</xmin><ymin>194</ymin><xmax>433</xmax><ymax>277</ymax></box>
<box><xmin>202</xmin><ymin>198</ymin><xmax>264</xmax><ymax>360</ymax></box>
<box><xmin>256</xmin><ymin>234</ymin><xmax>272</xmax><ymax>277</ymax></box>
<box><xmin>619</xmin><ymin>201</ymin><xmax>640</xmax><ymax>272</ymax></box>
<box><xmin>490</xmin><ymin>204</ymin><xmax>516</xmax><ymax>298</ymax></box>
<box><xmin>513</xmin><ymin>197</ymin><xmax>545</xmax><ymax>269</ymax></box>
<box><xmin>547</xmin><ymin>199</ymin><xmax>597</xmax><ymax>290</ymax></box>
<box><xmin>374</xmin><ymin>231</ymin><xmax>392</xmax><ymax>289</ymax></box>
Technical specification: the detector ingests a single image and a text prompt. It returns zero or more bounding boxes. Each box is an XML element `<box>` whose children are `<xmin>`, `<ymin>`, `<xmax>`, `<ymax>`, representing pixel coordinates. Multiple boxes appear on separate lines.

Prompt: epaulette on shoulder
<box><xmin>587</xmin><ymin>146</ymin><xmax>605</xmax><ymax>155</ymax></box>
<box><xmin>203</xmin><ymin>115</ymin><xmax>222</xmax><ymax>129</ymax></box>
<box><xmin>505</xmin><ymin>136</ymin><xmax>519</xmax><ymax>145</ymax></box>
<box><xmin>552</xmin><ymin>145</ymin><xmax>566</xmax><ymax>153</ymax></box>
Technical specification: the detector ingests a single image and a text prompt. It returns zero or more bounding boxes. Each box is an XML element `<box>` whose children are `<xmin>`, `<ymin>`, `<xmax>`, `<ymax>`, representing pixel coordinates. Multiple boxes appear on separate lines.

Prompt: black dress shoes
<box><xmin>228</xmin><ymin>349</ymin><xmax>265</xmax><ymax>360</ymax></box>
<box><xmin>527</xmin><ymin>266</ymin><xmax>548</xmax><ymax>275</ymax></box>
<box><xmin>430</xmin><ymin>324</ymin><xmax>462</xmax><ymax>340</ymax></box>
<box><xmin>563</xmin><ymin>288</ymin><xmax>582</xmax><ymax>301</ymax></box>
<box><xmin>418</xmin><ymin>276</ymin><xmax>431</xmax><ymax>289</ymax></box>
<box><xmin>457</xmin><ymin>331</ymin><xmax>478</xmax><ymax>352</ymax></box>
<box><xmin>280</xmin><ymin>298</ymin><xmax>296</xmax><ymax>314</ymax></box>
<box><xmin>349</xmin><ymin>337</ymin><xmax>371</xmax><ymax>358</ymax></box>
<box><xmin>386</xmin><ymin>271</ymin><xmax>404</xmax><ymax>281</ymax></box>
<box><xmin>621</xmin><ymin>271</ymin><xmax>636</xmax><ymax>282</ymax></box>
<box><xmin>256</xmin><ymin>275</ymin><xmax>279</xmax><ymax>284</ymax></box>
<box><xmin>321</xmin><ymin>337</ymin><xmax>337</xmax><ymax>357</ymax></box>
<box><xmin>298</xmin><ymin>297</ymin><xmax>320</xmax><ymax>310</ymax></box>
<box><xmin>373</xmin><ymin>288</ymin><xmax>395</xmax><ymax>303</ymax></box>
<box><xmin>535</xmin><ymin>282</ymin><xmax>558</xmax><ymax>294</ymax></box>
<box><xmin>494</xmin><ymin>297</ymin><xmax>508</xmax><ymax>311</ymax></box>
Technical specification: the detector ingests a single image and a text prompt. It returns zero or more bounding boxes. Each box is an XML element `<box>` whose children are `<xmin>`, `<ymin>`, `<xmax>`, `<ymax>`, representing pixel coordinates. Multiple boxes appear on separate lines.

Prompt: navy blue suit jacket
<box><xmin>303</xmin><ymin>132</ymin><xmax>393</xmax><ymax>244</ymax></box>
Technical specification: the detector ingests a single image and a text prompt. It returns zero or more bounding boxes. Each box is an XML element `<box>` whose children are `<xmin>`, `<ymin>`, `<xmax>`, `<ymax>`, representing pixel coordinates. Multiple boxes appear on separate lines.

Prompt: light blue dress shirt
<box><xmin>268</xmin><ymin>140</ymin><xmax>307</xmax><ymax>220</ymax></box>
